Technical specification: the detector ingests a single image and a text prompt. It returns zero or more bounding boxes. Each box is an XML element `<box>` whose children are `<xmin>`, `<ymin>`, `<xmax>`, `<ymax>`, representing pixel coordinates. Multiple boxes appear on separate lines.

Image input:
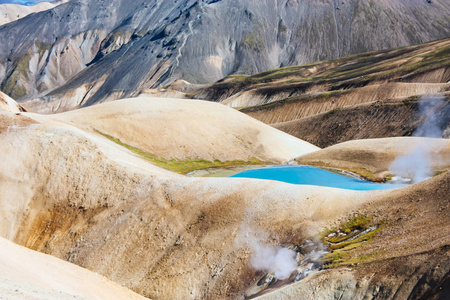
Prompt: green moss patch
<box><xmin>349</xmin><ymin>168</ymin><xmax>386</xmax><ymax>182</ymax></box>
<box><xmin>95</xmin><ymin>130</ymin><xmax>267</xmax><ymax>174</ymax></box>
<box><xmin>319</xmin><ymin>214</ymin><xmax>382</xmax><ymax>267</ymax></box>
<box><xmin>204</xmin><ymin>38</ymin><xmax>450</xmax><ymax>109</ymax></box>
<box><xmin>2</xmin><ymin>53</ymin><xmax>32</xmax><ymax>99</ymax></box>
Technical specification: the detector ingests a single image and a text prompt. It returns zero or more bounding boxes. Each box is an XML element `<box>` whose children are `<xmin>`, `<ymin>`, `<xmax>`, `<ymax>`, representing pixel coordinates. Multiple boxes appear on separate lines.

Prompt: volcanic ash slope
<box><xmin>0</xmin><ymin>104</ymin><xmax>371</xmax><ymax>299</ymax></box>
<box><xmin>0</xmin><ymin>91</ymin><xmax>26</xmax><ymax>113</ymax></box>
<box><xmin>1</xmin><ymin>97</ymin><xmax>449</xmax><ymax>299</ymax></box>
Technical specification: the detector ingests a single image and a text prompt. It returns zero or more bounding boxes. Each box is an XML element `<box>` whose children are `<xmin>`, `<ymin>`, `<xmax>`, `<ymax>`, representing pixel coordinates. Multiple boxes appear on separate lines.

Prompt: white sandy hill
<box><xmin>0</xmin><ymin>0</ymin><xmax>68</xmax><ymax>26</ymax></box>
<box><xmin>0</xmin><ymin>237</ymin><xmax>146</xmax><ymax>300</ymax></box>
<box><xmin>1</xmin><ymin>108</ymin><xmax>449</xmax><ymax>299</ymax></box>
<box><xmin>0</xmin><ymin>91</ymin><xmax>25</xmax><ymax>112</ymax></box>
<box><xmin>296</xmin><ymin>137</ymin><xmax>450</xmax><ymax>179</ymax></box>
<box><xmin>0</xmin><ymin>109</ymin><xmax>376</xmax><ymax>299</ymax></box>
<box><xmin>30</xmin><ymin>97</ymin><xmax>319</xmax><ymax>164</ymax></box>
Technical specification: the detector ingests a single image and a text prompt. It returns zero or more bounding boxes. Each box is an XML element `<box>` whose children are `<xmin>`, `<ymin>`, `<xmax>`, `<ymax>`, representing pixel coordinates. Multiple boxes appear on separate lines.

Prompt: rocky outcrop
<box><xmin>257</xmin><ymin>247</ymin><xmax>450</xmax><ymax>300</ymax></box>
<box><xmin>1</xmin><ymin>0</ymin><xmax>449</xmax><ymax>108</ymax></box>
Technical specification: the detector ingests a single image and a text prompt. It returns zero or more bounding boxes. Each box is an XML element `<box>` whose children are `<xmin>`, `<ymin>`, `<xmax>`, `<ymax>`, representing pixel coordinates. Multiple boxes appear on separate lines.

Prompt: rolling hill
<box><xmin>1</xmin><ymin>95</ymin><xmax>450</xmax><ymax>299</ymax></box>
<box><xmin>190</xmin><ymin>38</ymin><xmax>450</xmax><ymax>146</ymax></box>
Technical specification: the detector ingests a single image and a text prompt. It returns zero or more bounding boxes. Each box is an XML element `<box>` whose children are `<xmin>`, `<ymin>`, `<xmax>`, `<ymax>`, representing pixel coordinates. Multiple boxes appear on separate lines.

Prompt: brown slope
<box><xmin>187</xmin><ymin>39</ymin><xmax>450</xmax><ymax>149</ymax></box>
<box><xmin>241</xmin><ymin>83</ymin><xmax>450</xmax><ymax>125</ymax></box>
<box><xmin>196</xmin><ymin>38</ymin><xmax>450</xmax><ymax>110</ymax></box>
<box><xmin>257</xmin><ymin>170</ymin><xmax>450</xmax><ymax>300</ymax></box>
<box><xmin>1</xmin><ymin>103</ymin><xmax>450</xmax><ymax>300</ymax></box>
<box><xmin>273</xmin><ymin>94</ymin><xmax>450</xmax><ymax>148</ymax></box>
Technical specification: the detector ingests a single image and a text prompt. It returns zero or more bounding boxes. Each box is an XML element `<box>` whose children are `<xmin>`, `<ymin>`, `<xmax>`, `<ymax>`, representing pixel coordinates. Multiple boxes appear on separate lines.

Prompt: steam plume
<box><xmin>389</xmin><ymin>94</ymin><xmax>446</xmax><ymax>183</ymax></box>
<box><xmin>413</xmin><ymin>94</ymin><xmax>446</xmax><ymax>138</ymax></box>
<box><xmin>249</xmin><ymin>239</ymin><xmax>297</xmax><ymax>280</ymax></box>
<box><xmin>238</xmin><ymin>227</ymin><xmax>297</xmax><ymax>280</ymax></box>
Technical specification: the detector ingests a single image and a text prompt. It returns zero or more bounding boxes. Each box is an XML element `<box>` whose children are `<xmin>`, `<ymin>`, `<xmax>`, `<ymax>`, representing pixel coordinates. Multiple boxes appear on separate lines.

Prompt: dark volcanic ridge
<box><xmin>183</xmin><ymin>38</ymin><xmax>450</xmax><ymax>147</ymax></box>
<box><xmin>0</xmin><ymin>0</ymin><xmax>449</xmax><ymax>110</ymax></box>
<box><xmin>274</xmin><ymin>94</ymin><xmax>450</xmax><ymax>148</ymax></box>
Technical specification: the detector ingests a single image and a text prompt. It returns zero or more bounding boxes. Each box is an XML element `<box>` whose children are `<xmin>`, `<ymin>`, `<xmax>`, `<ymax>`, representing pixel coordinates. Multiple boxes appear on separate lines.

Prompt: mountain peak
<box><xmin>0</xmin><ymin>0</ymin><xmax>449</xmax><ymax>109</ymax></box>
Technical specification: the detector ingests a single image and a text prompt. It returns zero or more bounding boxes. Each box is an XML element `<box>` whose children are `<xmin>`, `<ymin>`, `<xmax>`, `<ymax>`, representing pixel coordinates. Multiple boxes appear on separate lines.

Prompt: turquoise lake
<box><xmin>231</xmin><ymin>165</ymin><xmax>403</xmax><ymax>191</ymax></box>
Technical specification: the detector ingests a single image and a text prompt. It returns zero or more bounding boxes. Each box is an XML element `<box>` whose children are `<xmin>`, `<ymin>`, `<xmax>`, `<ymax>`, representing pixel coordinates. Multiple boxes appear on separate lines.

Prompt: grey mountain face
<box><xmin>0</xmin><ymin>0</ymin><xmax>449</xmax><ymax>109</ymax></box>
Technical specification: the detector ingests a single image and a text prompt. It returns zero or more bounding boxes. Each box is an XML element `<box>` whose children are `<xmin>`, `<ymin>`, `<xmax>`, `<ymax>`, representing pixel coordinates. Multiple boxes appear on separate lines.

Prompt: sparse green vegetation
<box><xmin>35</xmin><ymin>41</ymin><xmax>51</xmax><ymax>59</ymax></box>
<box><xmin>434</xmin><ymin>170</ymin><xmax>448</xmax><ymax>176</ymax></box>
<box><xmin>205</xmin><ymin>38</ymin><xmax>450</xmax><ymax>109</ymax></box>
<box><xmin>323</xmin><ymin>108</ymin><xmax>341</xmax><ymax>119</ymax></box>
<box><xmin>401</xmin><ymin>95</ymin><xmax>420</xmax><ymax>106</ymax></box>
<box><xmin>342</xmin><ymin>214</ymin><xmax>372</xmax><ymax>234</ymax></box>
<box><xmin>240</xmin><ymin>31</ymin><xmax>264</xmax><ymax>52</ymax></box>
<box><xmin>95</xmin><ymin>130</ymin><xmax>267</xmax><ymax>173</ymax></box>
<box><xmin>2</xmin><ymin>53</ymin><xmax>32</xmax><ymax>99</ymax></box>
<box><xmin>185</xmin><ymin>93</ymin><xmax>197</xmax><ymax>99</ymax></box>
<box><xmin>240</xmin><ymin>89</ymin><xmax>350</xmax><ymax>113</ymax></box>
<box><xmin>226</xmin><ymin>74</ymin><xmax>249</xmax><ymax>81</ymax></box>
<box><xmin>319</xmin><ymin>214</ymin><xmax>382</xmax><ymax>267</ymax></box>
<box><xmin>349</xmin><ymin>168</ymin><xmax>386</xmax><ymax>182</ymax></box>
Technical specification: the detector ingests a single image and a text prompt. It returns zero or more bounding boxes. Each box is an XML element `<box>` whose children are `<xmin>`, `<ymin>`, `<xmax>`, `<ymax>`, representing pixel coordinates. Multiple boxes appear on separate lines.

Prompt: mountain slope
<box><xmin>271</xmin><ymin>94</ymin><xmax>450</xmax><ymax>148</ymax></box>
<box><xmin>1</xmin><ymin>103</ymin><xmax>449</xmax><ymax>299</ymax></box>
<box><xmin>200</xmin><ymin>38</ymin><xmax>450</xmax><ymax>110</ymax></box>
<box><xmin>0</xmin><ymin>0</ymin><xmax>449</xmax><ymax>110</ymax></box>
<box><xmin>187</xmin><ymin>38</ymin><xmax>450</xmax><ymax>146</ymax></box>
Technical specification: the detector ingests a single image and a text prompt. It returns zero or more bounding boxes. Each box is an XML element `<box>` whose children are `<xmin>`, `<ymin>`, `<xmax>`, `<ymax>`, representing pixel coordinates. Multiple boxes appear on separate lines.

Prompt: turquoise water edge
<box><xmin>231</xmin><ymin>165</ymin><xmax>403</xmax><ymax>191</ymax></box>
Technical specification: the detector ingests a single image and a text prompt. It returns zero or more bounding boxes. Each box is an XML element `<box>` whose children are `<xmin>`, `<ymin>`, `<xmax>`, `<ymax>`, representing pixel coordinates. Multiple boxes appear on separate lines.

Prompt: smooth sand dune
<box><xmin>0</xmin><ymin>237</ymin><xmax>147</xmax><ymax>300</ymax></box>
<box><xmin>28</xmin><ymin>97</ymin><xmax>320</xmax><ymax>164</ymax></box>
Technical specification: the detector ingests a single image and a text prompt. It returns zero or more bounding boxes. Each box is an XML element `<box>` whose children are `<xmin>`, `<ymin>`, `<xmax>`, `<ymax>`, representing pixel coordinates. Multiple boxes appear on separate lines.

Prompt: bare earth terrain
<box><xmin>1</xmin><ymin>95</ymin><xmax>449</xmax><ymax>299</ymax></box>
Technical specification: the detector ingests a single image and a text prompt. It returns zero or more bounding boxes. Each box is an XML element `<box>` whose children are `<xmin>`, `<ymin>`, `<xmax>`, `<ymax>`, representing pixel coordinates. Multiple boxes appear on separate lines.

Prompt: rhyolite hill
<box><xmin>1</xmin><ymin>95</ymin><xmax>450</xmax><ymax>299</ymax></box>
